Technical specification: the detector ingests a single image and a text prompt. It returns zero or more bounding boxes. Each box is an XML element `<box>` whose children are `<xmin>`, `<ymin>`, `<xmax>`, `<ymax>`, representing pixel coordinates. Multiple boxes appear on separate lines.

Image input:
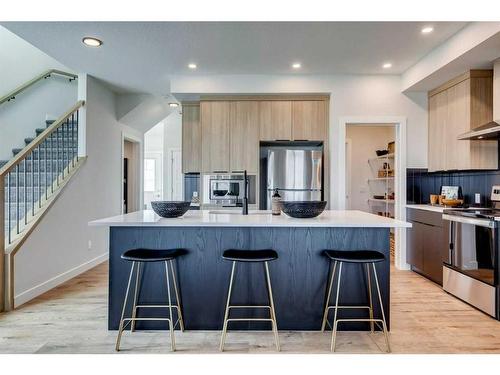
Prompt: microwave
<box><xmin>202</xmin><ymin>174</ymin><xmax>256</xmax><ymax>206</ymax></box>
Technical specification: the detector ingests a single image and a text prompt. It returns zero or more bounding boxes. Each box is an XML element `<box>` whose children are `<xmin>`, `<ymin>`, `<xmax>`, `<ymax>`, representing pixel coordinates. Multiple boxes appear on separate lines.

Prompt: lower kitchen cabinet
<box><xmin>406</xmin><ymin>208</ymin><xmax>449</xmax><ymax>285</ymax></box>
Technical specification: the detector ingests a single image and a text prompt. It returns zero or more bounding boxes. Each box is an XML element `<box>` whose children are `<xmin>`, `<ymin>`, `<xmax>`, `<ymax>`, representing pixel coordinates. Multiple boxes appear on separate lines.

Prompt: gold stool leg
<box><xmin>220</xmin><ymin>261</ymin><xmax>236</xmax><ymax>352</ymax></box>
<box><xmin>366</xmin><ymin>263</ymin><xmax>374</xmax><ymax>333</ymax></box>
<box><xmin>131</xmin><ymin>262</ymin><xmax>142</xmax><ymax>332</ymax></box>
<box><xmin>164</xmin><ymin>261</ymin><xmax>176</xmax><ymax>351</ymax></box>
<box><xmin>264</xmin><ymin>261</ymin><xmax>280</xmax><ymax>351</ymax></box>
<box><xmin>372</xmin><ymin>262</ymin><xmax>391</xmax><ymax>353</ymax></box>
<box><xmin>115</xmin><ymin>261</ymin><xmax>136</xmax><ymax>351</ymax></box>
<box><xmin>330</xmin><ymin>262</ymin><xmax>343</xmax><ymax>352</ymax></box>
<box><xmin>170</xmin><ymin>260</ymin><xmax>185</xmax><ymax>332</ymax></box>
<box><xmin>321</xmin><ymin>260</ymin><xmax>337</xmax><ymax>332</ymax></box>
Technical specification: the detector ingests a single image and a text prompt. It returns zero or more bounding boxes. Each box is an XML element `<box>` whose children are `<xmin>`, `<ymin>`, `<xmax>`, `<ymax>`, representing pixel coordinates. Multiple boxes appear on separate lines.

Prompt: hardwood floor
<box><xmin>1</xmin><ymin>261</ymin><xmax>500</xmax><ymax>354</ymax></box>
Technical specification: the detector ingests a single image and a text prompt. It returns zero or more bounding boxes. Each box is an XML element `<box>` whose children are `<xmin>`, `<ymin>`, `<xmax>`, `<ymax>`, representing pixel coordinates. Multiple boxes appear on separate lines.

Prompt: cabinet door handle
<box><xmin>213</xmin><ymin>170</ymin><xmax>228</xmax><ymax>174</ymax></box>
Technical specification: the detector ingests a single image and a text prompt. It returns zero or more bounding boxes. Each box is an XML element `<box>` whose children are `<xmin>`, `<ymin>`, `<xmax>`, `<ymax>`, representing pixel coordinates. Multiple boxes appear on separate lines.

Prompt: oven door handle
<box><xmin>442</xmin><ymin>214</ymin><xmax>496</xmax><ymax>228</ymax></box>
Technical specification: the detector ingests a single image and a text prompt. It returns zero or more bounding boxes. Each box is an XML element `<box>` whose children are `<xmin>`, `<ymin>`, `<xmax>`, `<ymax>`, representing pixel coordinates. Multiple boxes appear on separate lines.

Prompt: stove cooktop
<box><xmin>445</xmin><ymin>208</ymin><xmax>500</xmax><ymax>220</ymax></box>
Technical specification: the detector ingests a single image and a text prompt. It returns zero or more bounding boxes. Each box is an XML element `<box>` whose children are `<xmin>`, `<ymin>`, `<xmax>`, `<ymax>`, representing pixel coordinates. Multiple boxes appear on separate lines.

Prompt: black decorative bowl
<box><xmin>281</xmin><ymin>201</ymin><xmax>327</xmax><ymax>218</ymax></box>
<box><xmin>151</xmin><ymin>201</ymin><xmax>191</xmax><ymax>218</ymax></box>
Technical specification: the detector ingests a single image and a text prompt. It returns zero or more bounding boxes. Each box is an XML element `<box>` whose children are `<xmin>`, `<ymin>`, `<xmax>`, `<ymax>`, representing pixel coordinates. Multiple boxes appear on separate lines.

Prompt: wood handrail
<box><xmin>0</xmin><ymin>69</ymin><xmax>78</xmax><ymax>106</ymax></box>
<box><xmin>0</xmin><ymin>100</ymin><xmax>85</xmax><ymax>177</ymax></box>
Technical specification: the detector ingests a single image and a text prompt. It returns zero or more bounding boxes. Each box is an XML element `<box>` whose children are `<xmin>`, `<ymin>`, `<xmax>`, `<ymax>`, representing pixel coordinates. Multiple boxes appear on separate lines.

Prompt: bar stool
<box><xmin>220</xmin><ymin>249</ymin><xmax>280</xmax><ymax>352</ymax></box>
<box><xmin>115</xmin><ymin>248</ymin><xmax>185</xmax><ymax>352</ymax></box>
<box><xmin>321</xmin><ymin>249</ymin><xmax>390</xmax><ymax>353</ymax></box>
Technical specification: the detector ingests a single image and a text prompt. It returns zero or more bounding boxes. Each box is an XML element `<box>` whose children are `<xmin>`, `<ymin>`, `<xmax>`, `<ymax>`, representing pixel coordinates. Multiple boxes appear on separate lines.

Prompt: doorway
<box><xmin>338</xmin><ymin>116</ymin><xmax>408</xmax><ymax>270</ymax></box>
<box><xmin>122</xmin><ymin>137</ymin><xmax>142</xmax><ymax>214</ymax></box>
<box><xmin>345</xmin><ymin>124</ymin><xmax>397</xmax><ymax>262</ymax></box>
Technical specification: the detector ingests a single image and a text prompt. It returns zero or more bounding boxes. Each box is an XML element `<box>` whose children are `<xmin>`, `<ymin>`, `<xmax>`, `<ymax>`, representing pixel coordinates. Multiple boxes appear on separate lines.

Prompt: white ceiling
<box><xmin>2</xmin><ymin>22</ymin><xmax>468</xmax><ymax>95</ymax></box>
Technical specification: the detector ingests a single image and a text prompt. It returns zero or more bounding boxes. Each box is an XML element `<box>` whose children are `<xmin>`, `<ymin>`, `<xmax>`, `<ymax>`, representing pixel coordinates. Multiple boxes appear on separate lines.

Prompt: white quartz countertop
<box><xmin>406</xmin><ymin>204</ymin><xmax>446</xmax><ymax>213</ymax></box>
<box><xmin>89</xmin><ymin>210</ymin><xmax>411</xmax><ymax>228</ymax></box>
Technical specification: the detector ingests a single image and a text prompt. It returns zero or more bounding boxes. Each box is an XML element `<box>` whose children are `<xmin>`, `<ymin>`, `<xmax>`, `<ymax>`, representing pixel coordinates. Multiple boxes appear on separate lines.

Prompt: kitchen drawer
<box><xmin>407</xmin><ymin>208</ymin><xmax>444</xmax><ymax>227</ymax></box>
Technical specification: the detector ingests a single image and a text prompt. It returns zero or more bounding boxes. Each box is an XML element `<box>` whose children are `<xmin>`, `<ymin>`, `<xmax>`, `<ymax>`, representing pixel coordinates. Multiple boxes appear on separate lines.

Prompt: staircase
<box><xmin>1</xmin><ymin>89</ymin><xmax>86</xmax><ymax>311</ymax></box>
<box><xmin>2</xmin><ymin>118</ymin><xmax>79</xmax><ymax>240</ymax></box>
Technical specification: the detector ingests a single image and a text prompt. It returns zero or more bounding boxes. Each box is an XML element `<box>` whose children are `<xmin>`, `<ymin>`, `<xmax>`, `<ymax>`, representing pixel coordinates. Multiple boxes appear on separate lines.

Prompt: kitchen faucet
<box><xmin>242</xmin><ymin>170</ymin><xmax>248</xmax><ymax>215</ymax></box>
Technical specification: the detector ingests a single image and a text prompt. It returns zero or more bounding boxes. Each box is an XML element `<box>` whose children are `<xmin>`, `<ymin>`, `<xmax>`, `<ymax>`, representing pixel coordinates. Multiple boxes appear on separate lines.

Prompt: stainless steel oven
<box><xmin>443</xmin><ymin>210</ymin><xmax>499</xmax><ymax>318</ymax></box>
<box><xmin>202</xmin><ymin>174</ymin><xmax>256</xmax><ymax>207</ymax></box>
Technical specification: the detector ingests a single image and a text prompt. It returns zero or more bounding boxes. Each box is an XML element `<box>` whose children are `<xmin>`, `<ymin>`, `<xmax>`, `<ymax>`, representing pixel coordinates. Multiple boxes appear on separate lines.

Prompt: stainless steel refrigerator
<box><xmin>266</xmin><ymin>149</ymin><xmax>323</xmax><ymax>208</ymax></box>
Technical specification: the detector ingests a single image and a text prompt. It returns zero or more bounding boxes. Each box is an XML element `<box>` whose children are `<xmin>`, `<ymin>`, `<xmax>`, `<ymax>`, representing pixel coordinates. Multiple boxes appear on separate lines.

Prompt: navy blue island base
<box><xmin>108</xmin><ymin>226</ymin><xmax>390</xmax><ymax>331</ymax></box>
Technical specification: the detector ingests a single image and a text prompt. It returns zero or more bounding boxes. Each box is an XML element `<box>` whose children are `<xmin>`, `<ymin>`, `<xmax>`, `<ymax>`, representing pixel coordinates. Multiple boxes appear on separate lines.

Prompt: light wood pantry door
<box><xmin>230</xmin><ymin>101</ymin><xmax>259</xmax><ymax>173</ymax></box>
<box><xmin>446</xmin><ymin>79</ymin><xmax>470</xmax><ymax>170</ymax></box>
<box><xmin>182</xmin><ymin>104</ymin><xmax>201</xmax><ymax>173</ymax></box>
<box><xmin>201</xmin><ymin>101</ymin><xmax>231</xmax><ymax>173</ymax></box>
<box><xmin>428</xmin><ymin>90</ymin><xmax>448</xmax><ymax>172</ymax></box>
<box><xmin>291</xmin><ymin>100</ymin><xmax>327</xmax><ymax>141</ymax></box>
<box><xmin>259</xmin><ymin>101</ymin><xmax>292</xmax><ymax>141</ymax></box>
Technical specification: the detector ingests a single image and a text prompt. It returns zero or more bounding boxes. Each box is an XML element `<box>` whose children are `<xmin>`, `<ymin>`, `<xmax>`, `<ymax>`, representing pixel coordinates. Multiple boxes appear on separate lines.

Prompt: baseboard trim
<box><xmin>14</xmin><ymin>252</ymin><xmax>108</xmax><ymax>308</ymax></box>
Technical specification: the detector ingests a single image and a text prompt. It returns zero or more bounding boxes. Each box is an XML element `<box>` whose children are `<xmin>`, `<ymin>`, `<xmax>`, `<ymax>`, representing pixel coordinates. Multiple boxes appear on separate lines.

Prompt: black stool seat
<box><xmin>324</xmin><ymin>250</ymin><xmax>385</xmax><ymax>263</ymax></box>
<box><xmin>222</xmin><ymin>249</ymin><xmax>278</xmax><ymax>262</ymax></box>
<box><xmin>121</xmin><ymin>248</ymin><xmax>185</xmax><ymax>262</ymax></box>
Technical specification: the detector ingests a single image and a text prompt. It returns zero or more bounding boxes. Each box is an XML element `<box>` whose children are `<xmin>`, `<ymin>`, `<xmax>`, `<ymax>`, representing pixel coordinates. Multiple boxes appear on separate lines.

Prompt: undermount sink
<box><xmin>208</xmin><ymin>210</ymin><xmax>264</xmax><ymax>215</ymax></box>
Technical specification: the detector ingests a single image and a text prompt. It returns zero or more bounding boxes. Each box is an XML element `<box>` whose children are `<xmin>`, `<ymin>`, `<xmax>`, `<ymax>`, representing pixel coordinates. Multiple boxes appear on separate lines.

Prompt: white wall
<box><xmin>162</xmin><ymin>111</ymin><xmax>182</xmax><ymax>200</ymax></box>
<box><xmin>0</xmin><ymin>26</ymin><xmax>77</xmax><ymax>161</ymax></box>
<box><xmin>346</xmin><ymin>125</ymin><xmax>395</xmax><ymax>212</ymax></box>
<box><xmin>171</xmin><ymin>73</ymin><xmax>427</xmax><ymax>208</ymax></box>
<box><xmin>14</xmin><ymin>76</ymin><xmax>143</xmax><ymax>306</ymax></box>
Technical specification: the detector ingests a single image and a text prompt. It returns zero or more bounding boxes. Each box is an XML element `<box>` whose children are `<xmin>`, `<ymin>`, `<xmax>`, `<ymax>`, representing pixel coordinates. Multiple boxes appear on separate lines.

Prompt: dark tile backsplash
<box><xmin>407</xmin><ymin>168</ymin><xmax>500</xmax><ymax>207</ymax></box>
<box><xmin>184</xmin><ymin>173</ymin><xmax>200</xmax><ymax>201</ymax></box>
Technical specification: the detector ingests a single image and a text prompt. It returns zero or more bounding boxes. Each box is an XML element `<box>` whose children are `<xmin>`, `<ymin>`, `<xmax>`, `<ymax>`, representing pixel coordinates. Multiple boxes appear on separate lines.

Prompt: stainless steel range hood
<box><xmin>457</xmin><ymin>121</ymin><xmax>500</xmax><ymax>140</ymax></box>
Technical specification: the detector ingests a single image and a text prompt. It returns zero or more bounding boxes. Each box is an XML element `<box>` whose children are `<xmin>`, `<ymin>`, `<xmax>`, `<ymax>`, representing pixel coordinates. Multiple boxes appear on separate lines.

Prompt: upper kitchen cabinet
<box><xmin>259</xmin><ymin>101</ymin><xmax>292</xmax><ymax>141</ymax></box>
<box><xmin>427</xmin><ymin>91</ymin><xmax>448</xmax><ymax>172</ymax></box>
<box><xmin>201</xmin><ymin>101</ymin><xmax>231</xmax><ymax>173</ymax></box>
<box><xmin>230</xmin><ymin>101</ymin><xmax>260</xmax><ymax>173</ymax></box>
<box><xmin>428</xmin><ymin>70</ymin><xmax>497</xmax><ymax>172</ymax></box>
<box><xmin>181</xmin><ymin>103</ymin><xmax>201</xmax><ymax>173</ymax></box>
<box><xmin>292</xmin><ymin>100</ymin><xmax>328</xmax><ymax>141</ymax></box>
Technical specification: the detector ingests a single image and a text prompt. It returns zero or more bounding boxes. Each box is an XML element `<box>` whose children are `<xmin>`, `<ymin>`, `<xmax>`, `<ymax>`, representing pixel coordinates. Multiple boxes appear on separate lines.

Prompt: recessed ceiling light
<box><xmin>169</xmin><ymin>102</ymin><xmax>179</xmax><ymax>108</ymax></box>
<box><xmin>421</xmin><ymin>26</ymin><xmax>434</xmax><ymax>34</ymax></box>
<box><xmin>188</xmin><ymin>63</ymin><xmax>197</xmax><ymax>69</ymax></box>
<box><xmin>292</xmin><ymin>62</ymin><xmax>301</xmax><ymax>69</ymax></box>
<box><xmin>382</xmin><ymin>63</ymin><xmax>392</xmax><ymax>69</ymax></box>
<box><xmin>82</xmin><ymin>37</ymin><xmax>103</xmax><ymax>47</ymax></box>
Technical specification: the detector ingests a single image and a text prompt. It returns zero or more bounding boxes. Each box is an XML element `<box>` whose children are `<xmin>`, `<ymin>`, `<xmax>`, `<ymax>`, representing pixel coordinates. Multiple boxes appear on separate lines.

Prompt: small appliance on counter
<box><xmin>442</xmin><ymin>185</ymin><xmax>500</xmax><ymax>319</ymax></box>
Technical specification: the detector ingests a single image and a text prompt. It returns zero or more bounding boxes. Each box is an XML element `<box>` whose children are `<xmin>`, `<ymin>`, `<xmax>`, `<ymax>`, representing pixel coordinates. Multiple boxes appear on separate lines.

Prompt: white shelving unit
<box><xmin>368</xmin><ymin>153</ymin><xmax>395</xmax><ymax>162</ymax></box>
<box><xmin>367</xmin><ymin>153</ymin><xmax>395</xmax><ymax>218</ymax></box>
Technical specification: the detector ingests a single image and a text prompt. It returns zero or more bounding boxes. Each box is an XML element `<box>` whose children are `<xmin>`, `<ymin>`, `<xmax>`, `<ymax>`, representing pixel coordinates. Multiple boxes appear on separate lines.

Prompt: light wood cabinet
<box><xmin>428</xmin><ymin>70</ymin><xmax>497</xmax><ymax>172</ymax></box>
<box><xmin>181</xmin><ymin>104</ymin><xmax>201</xmax><ymax>173</ymax></box>
<box><xmin>446</xmin><ymin>80</ymin><xmax>470</xmax><ymax>170</ymax></box>
<box><xmin>200</xmin><ymin>101</ymin><xmax>231</xmax><ymax>173</ymax></box>
<box><xmin>230</xmin><ymin>101</ymin><xmax>260</xmax><ymax>172</ymax></box>
<box><xmin>427</xmin><ymin>91</ymin><xmax>448</xmax><ymax>171</ymax></box>
<box><xmin>259</xmin><ymin>101</ymin><xmax>292</xmax><ymax>141</ymax></box>
<box><xmin>292</xmin><ymin>101</ymin><xmax>327</xmax><ymax>141</ymax></box>
<box><xmin>190</xmin><ymin>97</ymin><xmax>330</xmax><ymax>175</ymax></box>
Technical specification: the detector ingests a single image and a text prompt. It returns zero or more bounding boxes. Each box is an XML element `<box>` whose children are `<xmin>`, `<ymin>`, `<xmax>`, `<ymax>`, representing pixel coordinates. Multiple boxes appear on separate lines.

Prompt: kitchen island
<box><xmin>89</xmin><ymin>210</ymin><xmax>410</xmax><ymax>331</ymax></box>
